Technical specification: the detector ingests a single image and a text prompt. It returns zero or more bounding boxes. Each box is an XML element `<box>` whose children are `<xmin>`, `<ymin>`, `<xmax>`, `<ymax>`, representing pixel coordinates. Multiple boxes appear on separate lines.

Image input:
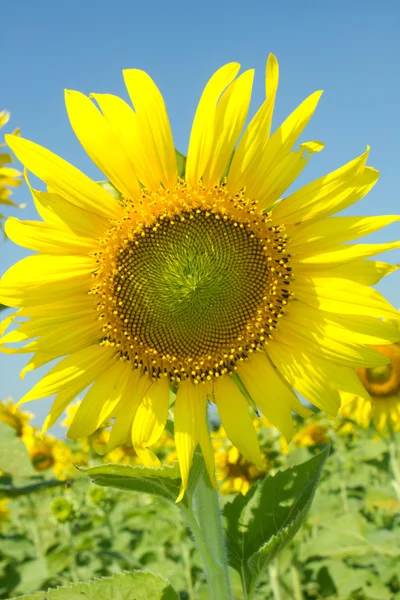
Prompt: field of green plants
<box><xmin>1</xmin><ymin>406</ymin><xmax>399</xmax><ymax>600</ymax></box>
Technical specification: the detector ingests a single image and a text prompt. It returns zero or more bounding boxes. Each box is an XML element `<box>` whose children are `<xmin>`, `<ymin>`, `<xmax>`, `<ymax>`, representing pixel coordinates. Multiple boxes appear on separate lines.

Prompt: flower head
<box><xmin>340</xmin><ymin>322</ymin><xmax>400</xmax><ymax>431</ymax></box>
<box><xmin>1</xmin><ymin>55</ymin><xmax>399</xmax><ymax>500</ymax></box>
<box><xmin>0</xmin><ymin>398</ymin><xmax>32</xmax><ymax>436</ymax></box>
<box><xmin>0</xmin><ymin>110</ymin><xmax>22</xmax><ymax>228</ymax></box>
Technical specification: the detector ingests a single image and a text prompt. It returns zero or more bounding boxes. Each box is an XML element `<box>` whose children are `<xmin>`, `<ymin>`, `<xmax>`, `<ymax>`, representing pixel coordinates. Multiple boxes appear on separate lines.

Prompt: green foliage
<box><xmin>0</xmin><ymin>424</ymin><xmax>36</xmax><ymax>478</ymax></box>
<box><xmin>0</xmin><ymin>416</ymin><xmax>399</xmax><ymax>599</ymax></box>
<box><xmin>224</xmin><ymin>447</ymin><xmax>329</xmax><ymax>591</ymax></box>
<box><xmin>0</xmin><ymin>476</ymin><xmax>66</xmax><ymax>499</ymax></box>
<box><xmin>80</xmin><ymin>462</ymin><xmax>181</xmax><ymax>503</ymax></box>
<box><xmin>9</xmin><ymin>571</ymin><xmax>179</xmax><ymax>600</ymax></box>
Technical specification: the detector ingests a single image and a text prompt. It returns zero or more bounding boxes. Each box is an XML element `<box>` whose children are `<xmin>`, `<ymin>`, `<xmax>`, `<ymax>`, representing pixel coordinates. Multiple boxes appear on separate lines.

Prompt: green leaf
<box><xmin>97</xmin><ymin>180</ymin><xmax>123</xmax><ymax>200</ymax></box>
<box><xmin>224</xmin><ymin>446</ymin><xmax>329</xmax><ymax>589</ymax></box>
<box><xmin>8</xmin><ymin>594</ymin><xmax>46</xmax><ymax>600</ymax></box>
<box><xmin>0</xmin><ymin>423</ymin><xmax>36</xmax><ymax>477</ymax></box>
<box><xmin>10</xmin><ymin>571</ymin><xmax>179</xmax><ymax>600</ymax></box>
<box><xmin>175</xmin><ymin>150</ymin><xmax>186</xmax><ymax>178</ymax></box>
<box><xmin>13</xmin><ymin>559</ymin><xmax>49</xmax><ymax>596</ymax></box>
<box><xmin>80</xmin><ymin>462</ymin><xmax>181</xmax><ymax>503</ymax></box>
<box><xmin>0</xmin><ymin>474</ymin><xmax>68</xmax><ymax>498</ymax></box>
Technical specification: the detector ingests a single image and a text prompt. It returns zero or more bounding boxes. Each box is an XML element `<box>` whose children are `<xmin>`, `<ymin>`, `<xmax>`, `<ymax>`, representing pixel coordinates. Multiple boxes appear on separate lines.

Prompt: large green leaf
<box><xmin>0</xmin><ymin>422</ymin><xmax>36</xmax><ymax>477</ymax></box>
<box><xmin>80</xmin><ymin>462</ymin><xmax>181</xmax><ymax>503</ymax></box>
<box><xmin>224</xmin><ymin>446</ymin><xmax>329</xmax><ymax>590</ymax></box>
<box><xmin>10</xmin><ymin>571</ymin><xmax>179</xmax><ymax>600</ymax></box>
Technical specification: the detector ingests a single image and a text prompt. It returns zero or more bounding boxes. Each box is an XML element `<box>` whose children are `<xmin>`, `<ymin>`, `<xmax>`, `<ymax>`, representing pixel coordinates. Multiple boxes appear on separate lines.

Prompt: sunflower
<box><xmin>22</xmin><ymin>427</ymin><xmax>76</xmax><ymax>478</ymax></box>
<box><xmin>0</xmin><ymin>110</ymin><xmax>22</xmax><ymax>227</ymax></box>
<box><xmin>1</xmin><ymin>55</ymin><xmax>399</xmax><ymax>501</ymax></box>
<box><xmin>291</xmin><ymin>422</ymin><xmax>330</xmax><ymax>448</ymax></box>
<box><xmin>213</xmin><ymin>425</ymin><xmax>266</xmax><ymax>495</ymax></box>
<box><xmin>0</xmin><ymin>398</ymin><xmax>33</xmax><ymax>436</ymax></box>
<box><xmin>340</xmin><ymin>334</ymin><xmax>400</xmax><ymax>431</ymax></box>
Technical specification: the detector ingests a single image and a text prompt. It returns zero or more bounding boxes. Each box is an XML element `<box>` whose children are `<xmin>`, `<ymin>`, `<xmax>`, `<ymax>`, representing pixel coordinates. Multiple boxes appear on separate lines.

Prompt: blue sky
<box><xmin>1</xmin><ymin>0</ymin><xmax>399</xmax><ymax>433</ymax></box>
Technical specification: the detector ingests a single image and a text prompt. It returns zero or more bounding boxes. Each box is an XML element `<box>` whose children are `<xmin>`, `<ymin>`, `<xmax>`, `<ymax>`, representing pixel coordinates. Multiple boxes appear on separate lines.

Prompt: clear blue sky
<box><xmin>1</xmin><ymin>0</ymin><xmax>399</xmax><ymax>433</ymax></box>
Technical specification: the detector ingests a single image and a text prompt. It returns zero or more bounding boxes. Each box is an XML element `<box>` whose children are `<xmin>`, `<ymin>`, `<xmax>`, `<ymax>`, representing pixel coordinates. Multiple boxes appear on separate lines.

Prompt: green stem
<box><xmin>290</xmin><ymin>564</ymin><xmax>304</xmax><ymax>600</ymax></box>
<box><xmin>180</xmin><ymin>472</ymin><xmax>232</xmax><ymax>600</ymax></box>
<box><xmin>181</xmin><ymin>536</ymin><xmax>195</xmax><ymax>600</ymax></box>
<box><xmin>246</xmin><ymin>574</ymin><xmax>260</xmax><ymax>600</ymax></box>
<box><xmin>66</xmin><ymin>522</ymin><xmax>79</xmax><ymax>583</ymax></box>
<box><xmin>388</xmin><ymin>432</ymin><xmax>400</xmax><ymax>499</ymax></box>
<box><xmin>27</xmin><ymin>496</ymin><xmax>44</xmax><ymax>560</ymax></box>
<box><xmin>269</xmin><ymin>564</ymin><xmax>283</xmax><ymax>600</ymax></box>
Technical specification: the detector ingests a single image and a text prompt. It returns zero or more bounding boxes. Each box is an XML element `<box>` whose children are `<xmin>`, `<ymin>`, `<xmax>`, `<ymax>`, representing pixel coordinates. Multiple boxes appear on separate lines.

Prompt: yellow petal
<box><xmin>237</xmin><ymin>352</ymin><xmax>295</xmax><ymax>440</ymax></box>
<box><xmin>268</xmin><ymin>341</ymin><xmax>341</xmax><ymax>414</ymax></box>
<box><xmin>67</xmin><ymin>360</ymin><xmax>132</xmax><ymax>438</ymax></box>
<box><xmin>295</xmin><ymin>259</ymin><xmax>399</xmax><ymax>286</ymax></box>
<box><xmin>241</xmin><ymin>90</ymin><xmax>323</xmax><ymax>200</ymax></box>
<box><xmin>275</xmin><ymin>302</ymin><xmax>393</xmax><ymax>368</ymax></box>
<box><xmin>274</xmin><ymin>149</ymin><xmax>377</xmax><ymax>224</ymax></box>
<box><xmin>5</xmin><ymin>135</ymin><xmax>122</xmax><ymax>220</ymax></box>
<box><xmin>294</xmin><ymin>277</ymin><xmax>399</xmax><ymax>320</ymax></box>
<box><xmin>24</xmin><ymin>171</ymin><xmax>108</xmax><ymax>238</ymax></box>
<box><xmin>256</xmin><ymin>140</ymin><xmax>324</xmax><ymax>210</ymax></box>
<box><xmin>5</xmin><ymin>217</ymin><xmax>98</xmax><ymax>254</ymax></box>
<box><xmin>90</xmin><ymin>93</ymin><xmax>142</xmax><ymax>190</ymax></box>
<box><xmin>296</xmin><ymin>241</ymin><xmax>400</xmax><ymax>266</ymax></box>
<box><xmin>18</xmin><ymin>346</ymin><xmax>115</xmax><ymax>406</ymax></box>
<box><xmin>131</xmin><ymin>377</ymin><xmax>170</xmax><ymax>465</ymax></box>
<box><xmin>123</xmin><ymin>70</ymin><xmax>177</xmax><ymax>190</ymax></box>
<box><xmin>65</xmin><ymin>90</ymin><xmax>140</xmax><ymax>199</ymax></box>
<box><xmin>0</xmin><ymin>255</ymin><xmax>95</xmax><ymax>307</ymax></box>
<box><xmin>202</xmin><ymin>69</ymin><xmax>254</xmax><ymax>186</ymax></box>
<box><xmin>214</xmin><ymin>375</ymin><xmax>262</xmax><ymax>467</ymax></box>
<box><xmin>198</xmin><ymin>405</ymin><xmax>218</xmax><ymax>490</ymax></box>
<box><xmin>105</xmin><ymin>372</ymin><xmax>152</xmax><ymax>452</ymax></box>
<box><xmin>228</xmin><ymin>54</ymin><xmax>279</xmax><ymax>193</ymax></box>
<box><xmin>291</xmin><ymin>215</ymin><xmax>400</xmax><ymax>251</ymax></box>
<box><xmin>186</xmin><ymin>63</ymin><xmax>240</xmax><ymax>186</ymax></box>
<box><xmin>175</xmin><ymin>380</ymin><xmax>207</xmax><ymax>502</ymax></box>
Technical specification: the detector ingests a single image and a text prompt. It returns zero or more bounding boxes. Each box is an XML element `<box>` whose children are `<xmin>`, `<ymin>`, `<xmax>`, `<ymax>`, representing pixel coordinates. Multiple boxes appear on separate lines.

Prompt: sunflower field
<box><xmin>0</xmin><ymin>398</ymin><xmax>399</xmax><ymax>600</ymax></box>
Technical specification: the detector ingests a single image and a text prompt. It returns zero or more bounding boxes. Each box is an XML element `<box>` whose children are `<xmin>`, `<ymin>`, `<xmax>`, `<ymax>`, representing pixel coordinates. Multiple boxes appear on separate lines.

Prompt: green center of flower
<box><xmin>367</xmin><ymin>364</ymin><xmax>392</xmax><ymax>385</ymax></box>
<box><xmin>96</xmin><ymin>183</ymin><xmax>292</xmax><ymax>382</ymax></box>
<box><xmin>356</xmin><ymin>343</ymin><xmax>400</xmax><ymax>398</ymax></box>
<box><xmin>115</xmin><ymin>210</ymin><xmax>269</xmax><ymax>359</ymax></box>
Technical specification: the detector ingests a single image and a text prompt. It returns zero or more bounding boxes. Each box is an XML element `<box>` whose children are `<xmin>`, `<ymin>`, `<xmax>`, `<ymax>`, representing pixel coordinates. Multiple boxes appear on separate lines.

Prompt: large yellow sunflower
<box><xmin>340</xmin><ymin>334</ymin><xmax>400</xmax><ymax>431</ymax></box>
<box><xmin>0</xmin><ymin>110</ymin><xmax>22</xmax><ymax>227</ymax></box>
<box><xmin>1</xmin><ymin>55</ymin><xmax>399</xmax><ymax>500</ymax></box>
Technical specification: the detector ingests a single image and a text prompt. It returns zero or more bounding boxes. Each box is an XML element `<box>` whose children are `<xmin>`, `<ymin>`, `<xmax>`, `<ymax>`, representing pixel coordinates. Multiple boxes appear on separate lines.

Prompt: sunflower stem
<box><xmin>388</xmin><ymin>430</ymin><xmax>400</xmax><ymax>499</ymax></box>
<box><xmin>180</xmin><ymin>467</ymin><xmax>232</xmax><ymax>600</ymax></box>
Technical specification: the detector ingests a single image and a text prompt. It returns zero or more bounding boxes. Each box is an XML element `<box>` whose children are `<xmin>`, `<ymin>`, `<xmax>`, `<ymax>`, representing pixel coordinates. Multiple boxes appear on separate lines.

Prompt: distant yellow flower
<box><xmin>22</xmin><ymin>427</ymin><xmax>76</xmax><ymax>478</ymax></box>
<box><xmin>60</xmin><ymin>400</ymin><xmax>82</xmax><ymax>428</ymax></box>
<box><xmin>0</xmin><ymin>499</ymin><xmax>10</xmax><ymax>529</ymax></box>
<box><xmin>1</xmin><ymin>55</ymin><xmax>400</xmax><ymax>500</ymax></box>
<box><xmin>292</xmin><ymin>423</ymin><xmax>330</xmax><ymax>448</ymax></box>
<box><xmin>213</xmin><ymin>426</ymin><xmax>265</xmax><ymax>495</ymax></box>
<box><xmin>0</xmin><ymin>110</ymin><xmax>22</xmax><ymax>227</ymax></box>
<box><xmin>0</xmin><ymin>398</ymin><xmax>32</xmax><ymax>436</ymax></box>
<box><xmin>340</xmin><ymin>339</ymin><xmax>400</xmax><ymax>431</ymax></box>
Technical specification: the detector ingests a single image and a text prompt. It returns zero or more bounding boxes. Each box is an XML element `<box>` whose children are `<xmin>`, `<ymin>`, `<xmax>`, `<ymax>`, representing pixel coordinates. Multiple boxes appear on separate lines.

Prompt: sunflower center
<box><xmin>356</xmin><ymin>343</ymin><xmax>400</xmax><ymax>398</ymax></box>
<box><xmin>95</xmin><ymin>182</ymin><xmax>292</xmax><ymax>382</ymax></box>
